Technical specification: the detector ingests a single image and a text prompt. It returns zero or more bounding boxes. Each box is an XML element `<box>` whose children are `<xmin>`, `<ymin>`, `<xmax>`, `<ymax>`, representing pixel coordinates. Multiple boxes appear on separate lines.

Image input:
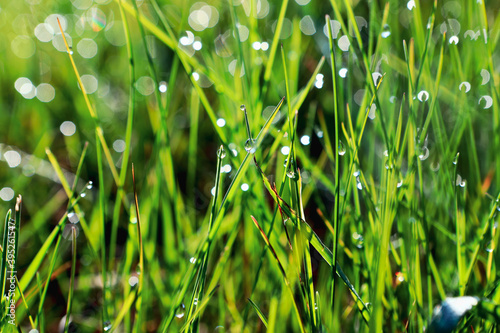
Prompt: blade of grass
<box><xmin>63</xmin><ymin>227</ymin><xmax>77</xmax><ymax>333</ymax></box>
<box><xmin>247</xmin><ymin>298</ymin><xmax>268</xmax><ymax>328</ymax></box>
<box><xmin>160</xmin><ymin>97</ymin><xmax>284</xmax><ymax>331</ymax></box>
<box><xmin>132</xmin><ymin>164</ymin><xmax>145</xmax><ymax>332</ymax></box>
<box><xmin>250</xmin><ymin>216</ymin><xmax>306</xmax><ymax>333</ymax></box>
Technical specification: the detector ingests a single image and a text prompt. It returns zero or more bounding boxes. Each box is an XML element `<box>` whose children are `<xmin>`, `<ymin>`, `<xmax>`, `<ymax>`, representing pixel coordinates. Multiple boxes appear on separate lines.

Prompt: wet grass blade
<box><xmin>250</xmin><ymin>216</ymin><xmax>305</xmax><ymax>333</ymax></box>
<box><xmin>161</xmin><ymin>98</ymin><xmax>285</xmax><ymax>331</ymax></box>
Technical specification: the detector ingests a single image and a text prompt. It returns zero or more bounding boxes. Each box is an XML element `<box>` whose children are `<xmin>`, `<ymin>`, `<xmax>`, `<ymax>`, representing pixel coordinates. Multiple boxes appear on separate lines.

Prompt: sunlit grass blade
<box><xmin>253</xmin><ymin>161</ymin><xmax>370</xmax><ymax>323</ymax></box>
<box><xmin>247</xmin><ymin>298</ymin><xmax>268</xmax><ymax>328</ymax></box>
<box><xmin>56</xmin><ymin>19</ymin><xmax>122</xmax><ymax>190</ymax></box>
<box><xmin>250</xmin><ymin>216</ymin><xmax>305</xmax><ymax>333</ymax></box>
<box><xmin>35</xmin><ymin>229</ymin><xmax>63</xmax><ymax>328</ymax></box>
<box><xmin>326</xmin><ymin>14</ymin><xmax>342</xmax><ymax>312</ymax></box>
<box><xmin>15</xmin><ymin>275</ymin><xmax>35</xmax><ymax>329</ymax></box>
<box><xmin>161</xmin><ymin>97</ymin><xmax>285</xmax><ymax>331</ymax></box>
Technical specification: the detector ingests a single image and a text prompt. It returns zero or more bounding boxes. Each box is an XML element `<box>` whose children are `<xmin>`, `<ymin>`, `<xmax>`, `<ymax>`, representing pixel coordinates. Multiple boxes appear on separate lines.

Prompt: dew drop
<box><xmin>287</xmin><ymin>170</ymin><xmax>298</xmax><ymax>180</ymax></box>
<box><xmin>87</xmin><ymin>181</ymin><xmax>93</xmax><ymax>189</ymax></box>
<box><xmin>352</xmin><ymin>232</ymin><xmax>364</xmax><ymax>248</ymax></box>
<box><xmin>338</xmin><ymin>141</ymin><xmax>346</xmax><ymax>156</ymax></box>
<box><xmin>356</xmin><ymin>180</ymin><xmax>363</xmax><ymax>190</ymax></box>
<box><xmin>485</xmin><ymin>241</ymin><xmax>494</xmax><ymax>253</ymax></box>
<box><xmin>190</xmin><ymin>257</ymin><xmax>196</xmax><ymax>264</ymax></box>
<box><xmin>193</xmin><ymin>298</ymin><xmax>198</xmax><ymax>305</ymax></box>
<box><xmin>418</xmin><ymin>147</ymin><xmax>429</xmax><ymax>161</ymax></box>
<box><xmin>214</xmin><ymin>326</ymin><xmax>225</xmax><ymax>332</ymax></box>
<box><xmin>240</xmin><ymin>104</ymin><xmax>246</xmax><ymax>112</ymax></box>
<box><xmin>80</xmin><ymin>192</ymin><xmax>86</xmax><ymax>198</ymax></box>
<box><xmin>407</xmin><ymin>0</ymin><xmax>415</xmax><ymax>10</ymax></box>
<box><xmin>453</xmin><ymin>153</ymin><xmax>459</xmax><ymax>165</ymax></box>
<box><xmin>176</xmin><ymin>303</ymin><xmax>186</xmax><ymax>319</ymax></box>
<box><xmin>459</xmin><ymin>81</ymin><xmax>471</xmax><ymax>93</ymax></box>
<box><xmin>417</xmin><ymin>90</ymin><xmax>429</xmax><ymax>102</ymax></box>
<box><xmin>244</xmin><ymin>139</ymin><xmax>257</xmax><ymax>153</ymax></box>
<box><xmin>397</xmin><ymin>179</ymin><xmax>403</xmax><ymax>188</ymax></box>
<box><xmin>103</xmin><ymin>321</ymin><xmax>112</xmax><ymax>331</ymax></box>
<box><xmin>217</xmin><ymin>145</ymin><xmax>226</xmax><ymax>159</ymax></box>
<box><xmin>353</xmin><ymin>170</ymin><xmax>360</xmax><ymax>177</ymax></box>
<box><xmin>381</xmin><ymin>24</ymin><xmax>391</xmax><ymax>38</ymax></box>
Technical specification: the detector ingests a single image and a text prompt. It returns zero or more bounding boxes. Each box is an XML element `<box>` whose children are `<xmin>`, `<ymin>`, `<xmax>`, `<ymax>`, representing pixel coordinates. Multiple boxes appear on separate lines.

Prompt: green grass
<box><xmin>0</xmin><ymin>0</ymin><xmax>500</xmax><ymax>332</ymax></box>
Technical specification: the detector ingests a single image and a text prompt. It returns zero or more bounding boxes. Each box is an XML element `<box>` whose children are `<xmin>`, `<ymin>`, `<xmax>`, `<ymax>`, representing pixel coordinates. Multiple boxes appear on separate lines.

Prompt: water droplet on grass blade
<box><xmin>418</xmin><ymin>147</ymin><xmax>429</xmax><ymax>161</ymax></box>
<box><xmin>397</xmin><ymin>179</ymin><xmax>403</xmax><ymax>188</ymax></box>
<box><xmin>176</xmin><ymin>303</ymin><xmax>186</xmax><ymax>319</ymax></box>
<box><xmin>244</xmin><ymin>139</ymin><xmax>256</xmax><ymax>153</ymax></box>
<box><xmin>453</xmin><ymin>153</ymin><xmax>459</xmax><ymax>165</ymax></box>
<box><xmin>240</xmin><ymin>104</ymin><xmax>246</xmax><ymax>112</ymax></box>
<box><xmin>287</xmin><ymin>170</ymin><xmax>298</xmax><ymax>180</ymax></box>
<box><xmin>217</xmin><ymin>145</ymin><xmax>226</xmax><ymax>159</ymax></box>
<box><xmin>381</xmin><ymin>24</ymin><xmax>391</xmax><ymax>38</ymax></box>
<box><xmin>485</xmin><ymin>241</ymin><xmax>494</xmax><ymax>253</ymax></box>
<box><xmin>103</xmin><ymin>321</ymin><xmax>112</xmax><ymax>331</ymax></box>
<box><xmin>190</xmin><ymin>257</ymin><xmax>197</xmax><ymax>264</ymax></box>
<box><xmin>338</xmin><ymin>141</ymin><xmax>346</xmax><ymax>155</ymax></box>
<box><xmin>194</xmin><ymin>298</ymin><xmax>198</xmax><ymax>305</ymax></box>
